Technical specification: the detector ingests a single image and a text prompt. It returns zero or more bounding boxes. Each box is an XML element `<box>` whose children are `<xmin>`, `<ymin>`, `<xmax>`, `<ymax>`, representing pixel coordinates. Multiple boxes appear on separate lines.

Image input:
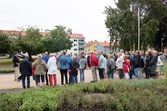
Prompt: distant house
<box><xmin>96</xmin><ymin>41</ymin><xmax>113</xmax><ymax>54</ymax></box>
<box><xmin>67</xmin><ymin>34</ymin><xmax>86</xmax><ymax>54</ymax></box>
<box><xmin>86</xmin><ymin>40</ymin><xmax>98</xmax><ymax>53</ymax></box>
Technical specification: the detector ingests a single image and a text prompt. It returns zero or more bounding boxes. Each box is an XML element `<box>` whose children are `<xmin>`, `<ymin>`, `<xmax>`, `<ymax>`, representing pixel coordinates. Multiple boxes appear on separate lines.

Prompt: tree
<box><xmin>0</xmin><ymin>32</ymin><xmax>11</xmax><ymax>53</ymax></box>
<box><xmin>104</xmin><ymin>0</ymin><xmax>167</xmax><ymax>51</ymax></box>
<box><xmin>42</xmin><ymin>25</ymin><xmax>73</xmax><ymax>53</ymax></box>
<box><xmin>13</xmin><ymin>26</ymin><xmax>43</xmax><ymax>61</ymax></box>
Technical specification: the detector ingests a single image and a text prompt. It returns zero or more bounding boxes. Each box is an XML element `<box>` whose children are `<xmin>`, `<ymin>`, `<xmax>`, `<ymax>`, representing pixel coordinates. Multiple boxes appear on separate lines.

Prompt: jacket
<box><xmin>12</xmin><ymin>56</ymin><xmax>20</xmax><ymax>67</ymax></box>
<box><xmin>70</xmin><ymin>60</ymin><xmax>79</xmax><ymax>76</ymax></box>
<box><xmin>90</xmin><ymin>54</ymin><xmax>98</xmax><ymax>66</ymax></box>
<box><xmin>116</xmin><ymin>56</ymin><xmax>124</xmax><ymax>69</ymax></box>
<box><xmin>149</xmin><ymin>56</ymin><xmax>158</xmax><ymax>67</ymax></box>
<box><xmin>123</xmin><ymin>60</ymin><xmax>131</xmax><ymax>73</ymax></box>
<box><xmin>47</xmin><ymin>56</ymin><xmax>58</xmax><ymax>74</ymax></box>
<box><xmin>133</xmin><ymin>55</ymin><xmax>141</xmax><ymax>68</ymax></box>
<box><xmin>59</xmin><ymin>55</ymin><xmax>68</xmax><ymax>69</ymax></box>
<box><xmin>79</xmin><ymin>58</ymin><xmax>86</xmax><ymax>69</ymax></box>
<box><xmin>145</xmin><ymin>55</ymin><xmax>150</xmax><ymax>67</ymax></box>
<box><xmin>20</xmin><ymin>59</ymin><xmax>32</xmax><ymax>76</ymax></box>
<box><xmin>107</xmin><ymin>58</ymin><xmax>116</xmax><ymax>69</ymax></box>
<box><xmin>33</xmin><ymin>58</ymin><xmax>47</xmax><ymax>75</ymax></box>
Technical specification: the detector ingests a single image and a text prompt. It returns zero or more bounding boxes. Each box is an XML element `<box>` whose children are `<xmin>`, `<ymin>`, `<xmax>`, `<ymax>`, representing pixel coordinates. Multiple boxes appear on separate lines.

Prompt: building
<box><xmin>67</xmin><ymin>34</ymin><xmax>86</xmax><ymax>54</ymax></box>
<box><xmin>86</xmin><ymin>40</ymin><xmax>98</xmax><ymax>53</ymax></box>
<box><xmin>96</xmin><ymin>41</ymin><xmax>113</xmax><ymax>54</ymax></box>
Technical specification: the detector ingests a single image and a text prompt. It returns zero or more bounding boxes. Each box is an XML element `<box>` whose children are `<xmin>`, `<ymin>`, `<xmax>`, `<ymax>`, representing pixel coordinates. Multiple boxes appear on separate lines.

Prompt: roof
<box><xmin>99</xmin><ymin>41</ymin><xmax>114</xmax><ymax>47</ymax></box>
<box><xmin>68</xmin><ymin>34</ymin><xmax>85</xmax><ymax>39</ymax></box>
<box><xmin>0</xmin><ymin>30</ymin><xmax>48</xmax><ymax>36</ymax></box>
<box><xmin>86</xmin><ymin>40</ymin><xmax>98</xmax><ymax>47</ymax></box>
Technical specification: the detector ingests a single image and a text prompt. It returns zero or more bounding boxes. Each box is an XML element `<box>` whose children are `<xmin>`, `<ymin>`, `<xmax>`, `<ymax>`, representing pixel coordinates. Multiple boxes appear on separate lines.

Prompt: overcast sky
<box><xmin>0</xmin><ymin>0</ymin><xmax>115</xmax><ymax>42</ymax></box>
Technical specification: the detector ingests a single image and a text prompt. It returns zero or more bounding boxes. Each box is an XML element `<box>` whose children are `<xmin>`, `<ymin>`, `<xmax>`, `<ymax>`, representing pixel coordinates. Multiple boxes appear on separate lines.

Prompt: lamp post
<box><xmin>138</xmin><ymin>7</ymin><xmax>140</xmax><ymax>51</ymax></box>
<box><xmin>161</xmin><ymin>38</ymin><xmax>164</xmax><ymax>52</ymax></box>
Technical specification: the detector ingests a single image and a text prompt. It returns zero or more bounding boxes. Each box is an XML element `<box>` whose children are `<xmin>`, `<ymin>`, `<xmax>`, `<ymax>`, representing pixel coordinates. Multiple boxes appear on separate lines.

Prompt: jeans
<box><xmin>134</xmin><ymin>68</ymin><xmax>141</xmax><ymax>79</ymax></box>
<box><xmin>71</xmin><ymin>76</ymin><xmax>78</xmax><ymax>84</ymax></box>
<box><xmin>22</xmin><ymin>75</ymin><xmax>30</xmax><ymax>89</ymax></box>
<box><xmin>60</xmin><ymin>69</ymin><xmax>68</xmax><ymax>85</ymax></box>
<box><xmin>80</xmin><ymin>69</ymin><xmax>85</xmax><ymax>82</ymax></box>
<box><xmin>118</xmin><ymin>69</ymin><xmax>124</xmax><ymax>79</ymax></box>
<box><xmin>107</xmin><ymin>69</ymin><xmax>114</xmax><ymax>79</ymax></box>
<box><xmin>36</xmin><ymin>75</ymin><xmax>45</xmax><ymax>83</ymax></box>
<box><xmin>91</xmin><ymin>66</ymin><xmax>98</xmax><ymax>81</ymax></box>
<box><xmin>98</xmin><ymin>68</ymin><xmax>104</xmax><ymax>79</ymax></box>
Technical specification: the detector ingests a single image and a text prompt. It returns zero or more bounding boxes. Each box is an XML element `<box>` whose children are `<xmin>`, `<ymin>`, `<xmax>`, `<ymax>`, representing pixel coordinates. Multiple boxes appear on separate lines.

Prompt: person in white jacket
<box><xmin>116</xmin><ymin>53</ymin><xmax>124</xmax><ymax>79</ymax></box>
<box><xmin>47</xmin><ymin>53</ymin><xmax>58</xmax><ymax>86</ymax></box>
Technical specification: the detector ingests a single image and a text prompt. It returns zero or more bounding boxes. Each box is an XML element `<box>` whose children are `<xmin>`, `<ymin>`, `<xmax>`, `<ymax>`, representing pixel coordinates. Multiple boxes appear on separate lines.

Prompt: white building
<box><xmin>67</xmin><ymin>34</ymin><xmax>86</xmax><ymax>54</ymax></box>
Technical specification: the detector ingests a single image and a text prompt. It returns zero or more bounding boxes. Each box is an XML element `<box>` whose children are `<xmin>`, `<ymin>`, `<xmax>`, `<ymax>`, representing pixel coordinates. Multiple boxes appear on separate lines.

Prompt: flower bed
<box><xmin>0</xmin><ymin>79</ymin><xmax>167</xmax><ymax>111</ymax></box>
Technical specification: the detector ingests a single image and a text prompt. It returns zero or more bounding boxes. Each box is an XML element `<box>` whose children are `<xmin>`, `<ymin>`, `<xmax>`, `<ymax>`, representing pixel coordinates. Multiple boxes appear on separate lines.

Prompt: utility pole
<box><xmin>138</xmin><ymin>7</ymin><xmax>140</xmax><ymax>51</ymax></box>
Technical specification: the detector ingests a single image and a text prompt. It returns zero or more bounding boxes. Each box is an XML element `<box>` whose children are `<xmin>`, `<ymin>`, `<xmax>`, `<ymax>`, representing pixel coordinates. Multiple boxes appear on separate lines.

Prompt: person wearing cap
<box><xmin>19</xmin><ymin>55</ymin><xmax>32</xmax><ymax>89</ymax></box>
<box><xmin>90</xmin><ymin>50</ymin><xmax>98</xmax><ymax>82</ymax></box>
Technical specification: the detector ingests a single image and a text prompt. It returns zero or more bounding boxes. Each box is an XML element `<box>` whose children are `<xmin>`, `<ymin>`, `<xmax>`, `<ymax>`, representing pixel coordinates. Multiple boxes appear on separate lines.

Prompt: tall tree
<box><xmin>42</xmin><ymin>25</ymin><xmax>73</xmax><ymax>53</ymax></box>
<box><xmin>105</xmin><ymin>0</ymin><xmax>167</xmax><ymax>51</ymax></box>
<box><xmin>0</xmin><ymin>32</ymin><xmax>11</xmax><ymax>53</ymax></box>
<box><xmin>13</xmin><ymin>26</ymin><xmax>43</xmax><ymax>61</ymax></box>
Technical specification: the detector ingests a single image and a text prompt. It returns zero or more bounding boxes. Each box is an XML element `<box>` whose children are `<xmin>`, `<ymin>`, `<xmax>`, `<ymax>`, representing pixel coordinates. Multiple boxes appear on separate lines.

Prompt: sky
<box><xmin>0</xmin><ymin>0</ymin><xmax>116</xmax><ymax>42</ymax></box>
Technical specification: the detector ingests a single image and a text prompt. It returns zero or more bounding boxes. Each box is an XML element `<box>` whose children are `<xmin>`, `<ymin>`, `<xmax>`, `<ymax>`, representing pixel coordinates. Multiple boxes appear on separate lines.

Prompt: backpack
<box><xmin>107</xmin><ymin>59</ymin><xmax>112</xmax><ymax>69</ymax></box>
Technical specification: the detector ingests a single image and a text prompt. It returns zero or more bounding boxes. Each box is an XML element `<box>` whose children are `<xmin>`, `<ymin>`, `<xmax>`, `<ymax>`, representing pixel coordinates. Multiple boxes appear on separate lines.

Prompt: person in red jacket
<box><xmin>123</xmin><ymin>55</ymin><xmax>131</xmax><ymax>79</ymax></box>
<box><xmin>90</xmin><ymin>51</ymin><xmax>99</xmax><ymax>82</ymax></box>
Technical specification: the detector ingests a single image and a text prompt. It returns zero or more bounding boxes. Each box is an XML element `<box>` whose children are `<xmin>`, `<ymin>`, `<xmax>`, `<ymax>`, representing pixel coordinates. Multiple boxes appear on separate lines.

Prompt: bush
<box><xmin>0</xmin><ymin>68</ymin><xmax>14</xmax><ymax>73</ymax></box>
<box><xmin>0</xmin><ymin>79</ymin><xmax>167</xmax><ymax>111</ymax></box>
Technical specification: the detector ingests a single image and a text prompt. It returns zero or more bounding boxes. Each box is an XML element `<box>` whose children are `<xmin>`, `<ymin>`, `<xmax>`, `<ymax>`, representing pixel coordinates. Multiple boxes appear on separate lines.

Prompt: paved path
<box><xmin>0</xmin><ymin>69</ymin><xmax>101</xmax><ymax>89</ymax></box>
<box><xmin>0</xmin><ymin>69</ymin><xmax>164</xmax><ymax>89</ymax></box>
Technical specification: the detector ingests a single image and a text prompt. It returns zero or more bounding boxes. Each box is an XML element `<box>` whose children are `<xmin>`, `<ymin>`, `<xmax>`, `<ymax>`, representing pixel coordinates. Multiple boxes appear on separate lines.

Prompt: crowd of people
<box><xmin>12</xmin><ymin>49</ymin><xmax>166</xmax><ymax>89</ymax></box>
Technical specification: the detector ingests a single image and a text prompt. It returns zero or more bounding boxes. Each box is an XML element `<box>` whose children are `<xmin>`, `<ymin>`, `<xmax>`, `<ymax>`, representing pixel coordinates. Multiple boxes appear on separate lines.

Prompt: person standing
<box><xmin>59</xmin><ymin>51</ymin><xmax>69</xmax><ymax>85</ymax></box>
<box><xmin>123</xmin><ymin>55</ymin><xmax>131</xmax><ymax>79</ymax></box>
<box><xmin>149</xmin><ymin>51</ymin><xmax>158</xmax><ymax>78</ymax></box>
<box><xmin>98</xmin><ymin>50</ymin><xmax>105</xmax><ymax>80</ymax></box>
<box><xmin>159</xmin><ymin>52</ymin><xmax>166</xmax><ymax>74</ymax></box>
<box><xmin>12</xmin><ymin>52</ymin><xmax>20</xmax><ymax>81</ymax></box>
<box><xmin>47</xmin><ymin>53</ymin><xmax>58</xmax><ymax>86</ymax></box>
<box><xmin>33</xmin><ymin>54</ymin><xmax>48</xmax><ymax>87</ymax></box>
<box><xmin>144</xmin><ymin>51</ymin><xmax>151</xmax><ymax>79</ymax></box>
<box><xmin>79</xmin><ymin>55</ymin><xmax>86</xmax><ymax>82</ymax></box>
<box><xmin>106</xmin><ymin>54</ymin><xmax>116</xmax><ymax>79</ymax></box>
<box><xmin>70</xmin><ymin>56</ymin><xmax>79</xmax><ymax>84</ymax></box>
<box><xmin>90</xmin><ymin>51</ymin><xmax>98</xmax><ymax>82</ymax></box>
<box><xmin>19</xmin><ymin>55</ymin><xmax>32</xmax><ymax>89</ymax></box>
<box><xmin>133</xmin><ymin>51</ymin><xmax>142</xmax><ymax>79</ymax></box>
<box><xmin>42</xmin><ymin>51</ymin><xmax>50</xmax><ymax>85</ymax></box>
<box><xmin>116</xmin><ymin>53</ymin><xmax>124</xmax><ymax>79</ymax></box>
<box><xmin>67</xmin><ymin>53</ymin><xmax>73</xmax><ymax>84</ymax></box>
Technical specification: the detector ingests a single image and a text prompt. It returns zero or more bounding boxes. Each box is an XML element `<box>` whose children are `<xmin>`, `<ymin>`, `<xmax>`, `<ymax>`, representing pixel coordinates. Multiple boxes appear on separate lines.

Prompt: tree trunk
<box><xmin>27</xmin><ymin>51</ymin><xmax>33</xmax><ymax>62</ymax></box>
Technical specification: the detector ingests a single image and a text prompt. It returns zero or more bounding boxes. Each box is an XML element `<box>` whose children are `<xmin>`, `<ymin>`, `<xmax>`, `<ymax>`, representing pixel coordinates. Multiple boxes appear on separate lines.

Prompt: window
<box><xmin>74</xmin><ymin>44</ymin><xmax>77</xmax><ymax>46</ymax></box>
<box><xmin>74</xmin><ymin>39</ymin><xmax>77</xmax><ymax>42</ymax></box>
<box><xmin>74</xmin><ymin>49</ymin><xmax>77</xmax><ymax>51</ymax></box>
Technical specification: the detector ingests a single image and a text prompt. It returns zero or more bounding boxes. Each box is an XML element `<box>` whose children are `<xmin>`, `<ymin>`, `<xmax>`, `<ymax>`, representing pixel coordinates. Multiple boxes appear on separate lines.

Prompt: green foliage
<box><xmin>0</xmin><ymin>32</ymin><xmax>11</xmax><ymax>53</ymax></box>
<box><xmin>1</xmin><ymin>79</ymin><xmax>167</xmax><ymax>111</ymax></box>
<box><xmin>105</xmin><ymin>0</ymin><xmax>167</xmax><ymax>51</ymax></box>
<box><xmin>42</xmin><ymin>25</ymin><xmax>73</xmax><ymax>53</ymax></box>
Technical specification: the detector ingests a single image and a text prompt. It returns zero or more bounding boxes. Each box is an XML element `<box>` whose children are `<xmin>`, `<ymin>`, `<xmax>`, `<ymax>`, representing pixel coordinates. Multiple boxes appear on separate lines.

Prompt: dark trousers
<box><xmin>118</xmin><ymin>69</ymin><xmax>124</xmax><ymax>79</ymax></box>
<box><xmin>45</xmin><ymin>72</ymin><xmax>49</xmax><ymax>85</ymax></box>
<box><xmin>98</xmin><ymin>68</ymin><xmax>104</xmax><ymax>79</ymax></box>
<box><xmin>22</xmin><ymin>75</ymin><xmax>30</xmax><ymax>89</ymax></box>
<box><xmin>144</xmin><ymin>67</ymin><xmax>150</xmax><ymax>78</ymax></box>
<box><xmin>60</xmin><ymin>69</ymin><xmax>68</xmax><ymax>85</ymax></box>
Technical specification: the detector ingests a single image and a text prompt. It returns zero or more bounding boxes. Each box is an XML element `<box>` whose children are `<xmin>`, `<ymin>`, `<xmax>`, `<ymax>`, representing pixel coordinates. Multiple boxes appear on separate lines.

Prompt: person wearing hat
<box><xmin>90</xmin><ymin>50</ymin><xmax>98</xmax><ymax>82</ymax></box>
<box><xmin>19</xmin><ymin>55</ymin><xmax>32</xmax><ymax>89</ymax></box>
